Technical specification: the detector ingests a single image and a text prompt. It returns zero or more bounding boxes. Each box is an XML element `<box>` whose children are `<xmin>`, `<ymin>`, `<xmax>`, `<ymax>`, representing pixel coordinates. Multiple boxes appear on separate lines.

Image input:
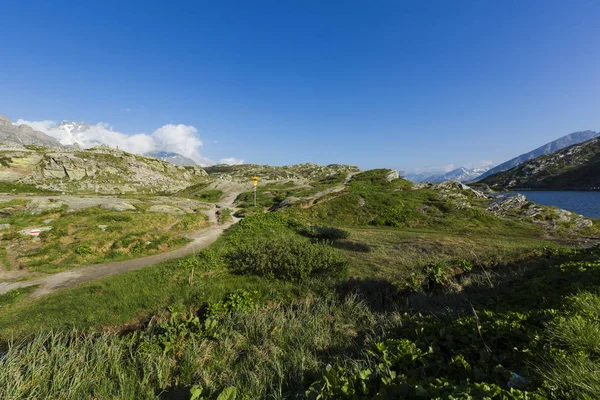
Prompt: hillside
<box><xmin>1</xmin><ymin>168</ymin><xmax>599</xmax><ymax>399</ymax></box>
<box><xmin>0</xmin><ymin>145</ymin><xmax>208</xmax><ymax>194</ymax></box>
<box><xmin>477</xmin><ymin>130</ymin><xmax>599</xmax><ymax>181</ymax></box>
<box><xmin>481</xmin><ymin>137</ymin><xmax>600</xmax><ymax>190</ymax></box>
<box><xmin>204</xmin><ymin>162</ymin><xmax>360</xmax><ymax>181</ymax></box>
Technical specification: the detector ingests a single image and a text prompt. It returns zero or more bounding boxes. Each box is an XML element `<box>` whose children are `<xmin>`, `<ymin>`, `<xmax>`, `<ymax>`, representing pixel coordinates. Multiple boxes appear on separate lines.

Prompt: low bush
<box><xmin>228</xmin><ymin>236</ymin><xmax>348</xmax><ymax>281</ymax></box>
<box><xmin>299</xmin><ymin>225</ymin><xmax>350</xmax><ymax>240</ymax></box>
<box><xmin>75</xmin><ymin>245</ymin><xmax>93</xmax><ymax>257</ymax></box>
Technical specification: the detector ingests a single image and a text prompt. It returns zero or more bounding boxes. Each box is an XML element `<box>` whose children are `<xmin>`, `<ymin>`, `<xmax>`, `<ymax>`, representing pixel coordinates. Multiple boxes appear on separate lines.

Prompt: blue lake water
<box><xmin>516</xmin><ymin>191</ymin><xmax>600</xmax><ymax>219</ymax></box>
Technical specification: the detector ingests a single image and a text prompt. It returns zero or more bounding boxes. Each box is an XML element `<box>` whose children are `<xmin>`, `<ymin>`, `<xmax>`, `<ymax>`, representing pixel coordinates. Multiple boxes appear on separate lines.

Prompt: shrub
<box><xmin>75</xmin><ymin>245</ymin><xmax>93</xmax><ymax>257</ymax></box>
<box><xmin>228</xmin><ymin>236</ymin><xmax>348</xmax><ymax>281</ymax></box>
<box><xmin>299</xmin><ymin>225</ymin><xmax>350</xmax><ymax>240</ymax></box>
<box><xmin>130</xmin><ymin>240</ymin><xmax>146</xmax><ymax>254</ymax></box>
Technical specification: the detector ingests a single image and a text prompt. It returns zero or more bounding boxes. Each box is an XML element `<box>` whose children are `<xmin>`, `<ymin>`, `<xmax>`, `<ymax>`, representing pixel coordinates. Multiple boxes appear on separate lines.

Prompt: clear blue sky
<box><xmin>1</xmin><ymin>0</ymin><xmax>599</xmax><ymax>171</ymax></box>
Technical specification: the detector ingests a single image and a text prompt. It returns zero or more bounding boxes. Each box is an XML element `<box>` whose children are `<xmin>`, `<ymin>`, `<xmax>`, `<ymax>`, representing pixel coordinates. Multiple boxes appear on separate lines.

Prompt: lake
<box><xmin>516</xmin><ymin>191</ymin><xmax>600</xmax><ymax>219</ymax></box>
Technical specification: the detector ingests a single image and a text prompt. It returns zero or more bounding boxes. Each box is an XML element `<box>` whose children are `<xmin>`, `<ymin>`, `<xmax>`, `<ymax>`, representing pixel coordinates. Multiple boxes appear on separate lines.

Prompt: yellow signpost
<box><xmin>251</xmin><ymin>176</ymin><xmax>259</xmax><ymax>206</ymax></box>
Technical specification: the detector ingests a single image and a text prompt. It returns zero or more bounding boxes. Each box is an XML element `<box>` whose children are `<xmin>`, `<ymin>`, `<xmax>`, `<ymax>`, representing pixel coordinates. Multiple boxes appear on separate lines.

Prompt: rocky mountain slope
<box><xmin>0</xmin><ymin>115</ymin><xmax>62</xmax><ymax>148</ymax></box>
<box><xmin>477</xmin><ymin>130</ymin><xmax>599</xmax><ymax>181</ymax></box>
<box><xmin>0</xmin><ymin>145</ymin><xmax>208</xmax><ymax>194</ymax></box>
<box><xmin>404</xmin><ymin>166</ymin><xmax>491</xmax><ymax>183</ymax></box>
<box><xmin>481</xmin><ymin>137</ymin><xmax>600</xmax><ymax>190</ymax></box>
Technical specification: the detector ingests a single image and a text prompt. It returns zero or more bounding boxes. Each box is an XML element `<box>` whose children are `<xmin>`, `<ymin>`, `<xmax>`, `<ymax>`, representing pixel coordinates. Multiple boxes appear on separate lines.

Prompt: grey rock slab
<box><xmin>147</xmin><ymin>205</ymin><xmax>185</xmax><ymax>215</ymax></box>
<box><xmin>100</xmin><ymin>202</ymin><xmax>136</xmax><ymax>212</ymax></box>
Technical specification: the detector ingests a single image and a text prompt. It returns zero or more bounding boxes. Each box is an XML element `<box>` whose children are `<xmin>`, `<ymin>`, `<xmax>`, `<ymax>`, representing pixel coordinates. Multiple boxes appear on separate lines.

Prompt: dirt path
<box><xmin>0</xmin><ymin>188</ymin><xmax>245</xmax><ymax>297</ymax></box>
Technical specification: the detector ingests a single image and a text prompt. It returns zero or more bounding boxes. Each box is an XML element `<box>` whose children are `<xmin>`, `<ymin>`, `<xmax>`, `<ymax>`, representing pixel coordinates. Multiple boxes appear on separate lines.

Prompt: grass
<box><xmin>2</xmin><ymin>247</ymin><xmax>600</xmax><ymax>398</ymax></box>
<box><xmin>0</xmin><ymin>202</ymin><xmax>209</xmax><ymax>274</ymax></box>
<box><xmin>0</xmin><ymin>182</ymin><xmax>58</xmax><ymax>194</ymax></box>
<box><xmin>1</xmin><ymin>169</ymin><xmax>600</xmax><ymax>398</ymax></box>
<box><xmin>177</xmin><ymin>183</ymin><xmax>224</xmax><ymax>202</ymax></box>
<box><xmin>218</xmin><ymin>208</ymin><xmax>232</xmax><ymax>224</ymax></box>
<box><xmin>0</xmin><ymin>286</ymin><xmax>37</xmax><ymax>309</ymax></box>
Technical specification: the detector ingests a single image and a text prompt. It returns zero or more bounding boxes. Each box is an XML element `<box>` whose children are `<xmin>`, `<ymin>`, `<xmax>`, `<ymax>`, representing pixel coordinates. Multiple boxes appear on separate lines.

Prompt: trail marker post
<box><xmin>251</xmin><ymin>176</ymin><xmax>259</xmax><ymax>207</ymax></box>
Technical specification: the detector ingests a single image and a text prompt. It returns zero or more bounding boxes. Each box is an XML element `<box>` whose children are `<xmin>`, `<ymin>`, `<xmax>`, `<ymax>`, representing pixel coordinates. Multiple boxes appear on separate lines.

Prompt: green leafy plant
<box><xmin>75</xmin><ymin>244</ymin><xmax>93</xmax><ymax>257</ymax></box>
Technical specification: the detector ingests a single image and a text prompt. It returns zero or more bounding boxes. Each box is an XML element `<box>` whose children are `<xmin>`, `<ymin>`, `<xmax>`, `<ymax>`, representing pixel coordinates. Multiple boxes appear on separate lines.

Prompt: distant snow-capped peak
<box><xmin>404</xmin><ymin>165</ymin><xmax>493</xmax><ymax>183</ymax></box>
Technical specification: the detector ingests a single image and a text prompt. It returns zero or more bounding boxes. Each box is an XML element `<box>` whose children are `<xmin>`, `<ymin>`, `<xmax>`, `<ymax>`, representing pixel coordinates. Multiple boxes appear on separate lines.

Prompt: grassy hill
<box><xmin>0</xmin><ymin>169</ymin><xmax>599</xmax><ymax>399</ymax></box>
<box><xmin>481</xmin><ymin>137</ymin><xmax>600</xmax><ymax>190</ymax></box>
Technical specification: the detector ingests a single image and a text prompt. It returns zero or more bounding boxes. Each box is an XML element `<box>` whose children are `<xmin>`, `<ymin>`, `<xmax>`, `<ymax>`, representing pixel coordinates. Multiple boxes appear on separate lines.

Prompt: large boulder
<box><xmin>25</xmin><ymin>199</ymin><xmax>68</xmax><ymax>215</ymax></box>
<box><xmin>148</xmin><ymin>205</ymin><xmax>185</xmax><ymax>215</ymax></box>
<box><xmin>100</xmin><ymin>202</ymin><xmax>136</xmax><ymax>212</ymax></box>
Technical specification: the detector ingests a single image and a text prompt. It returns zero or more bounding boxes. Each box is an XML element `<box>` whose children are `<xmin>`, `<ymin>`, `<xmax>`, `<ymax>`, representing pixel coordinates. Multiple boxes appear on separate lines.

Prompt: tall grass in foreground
<box><xmin>0</xmin><ymin>295</ymin><xmax>385</xmax><ymax>399</ymax></box>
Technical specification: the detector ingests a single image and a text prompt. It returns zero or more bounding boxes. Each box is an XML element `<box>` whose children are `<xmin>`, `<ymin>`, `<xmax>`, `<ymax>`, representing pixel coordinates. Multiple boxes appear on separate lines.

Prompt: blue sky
<box><xmin>1</xmin><ymin>0</ymin><xmax>599</xmax><ymax>171</ymax></box>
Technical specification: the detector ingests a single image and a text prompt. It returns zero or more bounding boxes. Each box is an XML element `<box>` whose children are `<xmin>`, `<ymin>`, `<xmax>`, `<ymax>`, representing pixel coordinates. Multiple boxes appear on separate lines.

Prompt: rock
<box><xmin>19</xmin><ymin>226</ymin><xmax>53</xmax><ymax>236</ymax></box>
<box><xmin>575</xmin><ymin>219</ymin><xmax>593</xmax><ymax>230</ymax></box>
<box><xmin>0</xmin><ymin>223</ymin><xmax>11</xmax><ymax>230</ymax></box>
<box><xmin>384</xmin><ymin>170</ymin><xmax>399</xmax><ymax>182</ymax></box>
<box><xmin>25</xmin><ymin>199</ymin><xmax>68</xmax><ymax>215</ymax></box>
<box><xmin>100</xmin><ymin>202</ymin><xmax>136</xmax><ymax>212</ymax></box>
<box><xmin>148</xmin><ymin>205</ymin><xmax>185</xmax><ymax>214</ymax></box>
<box><xmin>98</xmin><ymin>225</ymin><xmax>108</xmax><ymax>232</ymax></box>
<box><xmin>486</xmin><ymin>194</ymin><xmax>529</xmax><ymax>216</ymax></box>
<box><xmin>43</xmin><ymin>218</ymin><xmax>55</xmax><ymax>224</ymax></box>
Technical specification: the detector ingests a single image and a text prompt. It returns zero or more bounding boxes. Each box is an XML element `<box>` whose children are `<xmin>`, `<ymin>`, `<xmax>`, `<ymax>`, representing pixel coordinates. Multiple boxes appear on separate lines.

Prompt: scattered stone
<box><xmin>148</xmin><ymin>205</ymin><xmax>185</xmax><ymax>215</ymax></box>
<box><xmin>19</xmin><ymin>226</ymin><xmax>53</xmax><ymax>236</ymax></box>
<box><xmin>100</xmin><ymin>202</ymin><xmax>136</xmax><ymax>212</ymax></box>
<box><xmin>0</xmin><ymin>223</ymin><xmax>11</xmax><ymax>230</ymax></box>
<box><xmin>43</xmin><ymin>218</ymin><xmax>55</xmax><ymax>224</ymax></box>
<box><xmin>98</xmin><ymin>225</ymin><xmax>108</xmax><ymax>232</ymax></box>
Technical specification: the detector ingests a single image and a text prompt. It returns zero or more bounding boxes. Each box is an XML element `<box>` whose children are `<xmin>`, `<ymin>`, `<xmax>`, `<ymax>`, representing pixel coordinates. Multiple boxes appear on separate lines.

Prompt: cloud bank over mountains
<box><xmin>15</xmin><ymin>119</ymin><xmax>243</xmax><ymax>166</ymax></box>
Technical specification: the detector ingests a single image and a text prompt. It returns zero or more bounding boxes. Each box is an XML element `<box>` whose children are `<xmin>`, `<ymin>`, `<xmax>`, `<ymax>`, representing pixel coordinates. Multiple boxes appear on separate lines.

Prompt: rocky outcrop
<box><xmin>486</xmin><ymin>194</ymin><xmax>529</xmax><ymax>216</ymax></box>
<box><xmin>0</xmin><ymin>146</ymin><xmax>208</xmax><ymax>194</ymax></box>
<box><xmin>204</xmin><ymin>163</ymin><xmax>359</xmax><ymax>181</ymax></box>
<box><xmin>384</xmin><ymin>170</ymin><xmax>399</xmax><ymax>182</ymax></box>
<box><xmin>487</xmin><ymin>193</ymin><xmax>594</xmax><ymax>233</ymax></box>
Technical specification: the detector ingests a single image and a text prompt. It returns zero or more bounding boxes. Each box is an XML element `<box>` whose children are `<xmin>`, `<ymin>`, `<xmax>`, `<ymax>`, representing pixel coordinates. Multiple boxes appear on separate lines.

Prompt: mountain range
<box><xmin>404</xmin><ymin>166</ymin><xmax>492</xmax><ymax>183</ymax></box>
<box><xmin>0</xmin><ymin>116</ymin><xmax>199</xmax><ymax>167</ymax></box>
<box><xmin>480</xmin><ymin>136</ymin><xmax>600</xmax><ymax>190</ymax></box>
<box><xmin>476</xmin><ymin>130</ymin><xmax>599</xmax><ymax>181</ymax></box>
<box><xmin>404</xmin><ymin>130</ymin><xmax>599</xmax><ymax>184</ymax></box>
<box><xmin>0</xmin><ymin>115</ymin><xmax>63</xmax><ymax>148</ymax></box>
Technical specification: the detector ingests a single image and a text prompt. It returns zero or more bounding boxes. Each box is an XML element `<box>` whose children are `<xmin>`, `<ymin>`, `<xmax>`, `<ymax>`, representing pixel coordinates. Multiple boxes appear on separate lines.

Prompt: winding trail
<box><xmin>0</xmin><ymin>184</ymin><xmax>250</xmax><ymax>297</ymax></box>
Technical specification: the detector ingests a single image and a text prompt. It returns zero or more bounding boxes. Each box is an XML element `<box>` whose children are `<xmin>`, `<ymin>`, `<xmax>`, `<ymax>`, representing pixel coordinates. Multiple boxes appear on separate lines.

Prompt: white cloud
<box><xmin>218</xmin><ymin>157</ymin><xmax>244</xmax><ymax>165</ymax></box>
<box><xmin>14</xmin><ymin>119</ymin><xmax>239</xmax><ymax>167</ymax></box>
